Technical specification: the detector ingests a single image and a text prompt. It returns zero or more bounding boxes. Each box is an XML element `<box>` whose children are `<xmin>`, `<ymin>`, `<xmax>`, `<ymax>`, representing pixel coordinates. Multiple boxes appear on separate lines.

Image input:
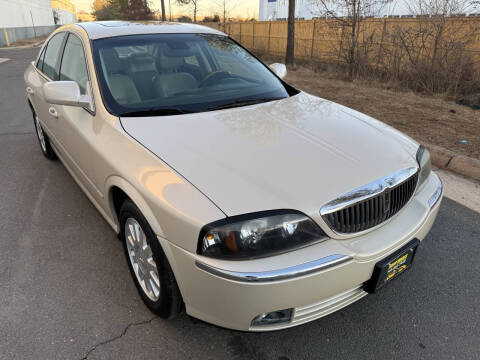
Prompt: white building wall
<box><xmin>0</xmin><ymin>0</ymin><xmax>54</xmax><ymax>28</ymax></box>
<box><xmin>259</xmin><ymin>0</ymin><xmax>268</xmax><ymax>20</ymax></box>
<box><xmin>0</xmin><ymin>0</ymin><xmax>56</xmax><ymax>45</ymax></box>
<box><xmin>259</xmin><ymin>0</ymin><xmax>313</xmax><ymax>21</ymax></box>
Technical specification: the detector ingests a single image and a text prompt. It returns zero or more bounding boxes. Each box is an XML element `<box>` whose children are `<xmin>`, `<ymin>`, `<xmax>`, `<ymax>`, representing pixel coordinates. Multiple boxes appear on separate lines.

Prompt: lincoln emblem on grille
<box><xmin>384</xmin><ymin>190</ymin><xmax>391</xmax><ymax>213</ymax></box>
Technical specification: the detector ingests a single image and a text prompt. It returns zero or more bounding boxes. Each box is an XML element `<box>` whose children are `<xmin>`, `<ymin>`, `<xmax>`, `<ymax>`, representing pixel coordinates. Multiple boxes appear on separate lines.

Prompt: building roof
<box><xmin>76</xmin><ymin>21</ymin><xmax>225</xmax><ymax>40</ymax></box>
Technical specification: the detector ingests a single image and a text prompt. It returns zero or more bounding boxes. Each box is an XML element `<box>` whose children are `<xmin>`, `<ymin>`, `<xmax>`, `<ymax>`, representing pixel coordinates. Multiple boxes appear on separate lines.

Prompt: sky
<box><xmin>73</xmin><ymin>0</ymin><xmax>479</xmax><ymax>20</ymax></box>
<box><xmin>73</xmin><ymin>0</ymin><xmax>260</xmax><ymax>18</ymax></box>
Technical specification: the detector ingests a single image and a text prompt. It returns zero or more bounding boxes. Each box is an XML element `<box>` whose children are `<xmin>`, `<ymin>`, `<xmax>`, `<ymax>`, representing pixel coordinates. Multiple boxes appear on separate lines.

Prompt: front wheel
<box><xmin>120</xmin><ymin>199</ymin><xmax>183</xmax><ymax>318</ymax></box>
<box><xmin>33</xmin><ymin>113</ymin><xmax>56</xmax><ymax>160</ymax></box>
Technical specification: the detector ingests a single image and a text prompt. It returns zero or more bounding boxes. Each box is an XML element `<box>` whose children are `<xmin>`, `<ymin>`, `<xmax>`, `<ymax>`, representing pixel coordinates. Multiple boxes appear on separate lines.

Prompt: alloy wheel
<box><xmin>125</xmin><ymin>217</ymin><xmax>161</xmax><ymax>301</ymax></box>
<box><xmin>35</xmin><ymin>116</ymin><xmax>47</xmax><ymax>153</ymax></box>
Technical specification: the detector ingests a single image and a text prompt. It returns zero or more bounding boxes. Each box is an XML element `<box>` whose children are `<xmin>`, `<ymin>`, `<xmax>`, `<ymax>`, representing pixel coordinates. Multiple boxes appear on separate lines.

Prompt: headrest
<box><xmin>154</xmin><ymin>42</ymin><xmax>195</xmax><ymax>72</ymax></box>
<box><xmin>129</xmin><ymin>53</ymin><xmax>155</xmax><ymax>72</ymax></box>
<box><xmin>155</xmin><ymin>55</ymin><xmax>184</xmax><ymax>72</ymax></box>
<box><xmin>101</xmin><ymin>48</ymin><xmax>121</xmax><ymax>74</ymax></box>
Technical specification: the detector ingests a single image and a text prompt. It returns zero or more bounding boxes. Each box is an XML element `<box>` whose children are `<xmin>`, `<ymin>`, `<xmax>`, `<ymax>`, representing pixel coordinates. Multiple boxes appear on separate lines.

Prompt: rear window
<box><xmin>42</xmin><ymin>32</ymin><xmax>66</xmax><ymax>80</ymax></box>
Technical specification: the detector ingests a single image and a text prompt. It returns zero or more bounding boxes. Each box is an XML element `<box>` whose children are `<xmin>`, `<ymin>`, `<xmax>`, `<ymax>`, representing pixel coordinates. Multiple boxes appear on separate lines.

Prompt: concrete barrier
<box><xmin>0</xmin><ymin>25</ymin><xmax>57</xmax><ymax>46</ymax></box>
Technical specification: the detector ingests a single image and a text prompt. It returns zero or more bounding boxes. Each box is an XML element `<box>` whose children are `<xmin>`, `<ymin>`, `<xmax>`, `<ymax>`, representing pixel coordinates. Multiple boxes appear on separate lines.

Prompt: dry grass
<box><xmin>285</xmin><ymin>67</ymin><xmax>480</xmax><ymax>160</ymax></box>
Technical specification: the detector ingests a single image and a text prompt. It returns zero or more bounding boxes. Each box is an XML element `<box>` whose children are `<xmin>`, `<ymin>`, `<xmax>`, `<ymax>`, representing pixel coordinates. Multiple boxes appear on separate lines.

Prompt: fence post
<box><xmin>267</xmin><ymin>21</ymin><xmax>272</xmax><ymax>55</ymax></box>
<box><xmin>311</xmin><ymin>19</ymin><xmax>316</xmax><ymax>60</ymax></box>
<box><xmin>253</xmin><ymin>22</ymin><xmax>255</xmax><ymax>51</ymax></box>
<box><xmin>240</xmin><ymin>23</ymin><xmax>242</xmax><ymax>44</ymax></box>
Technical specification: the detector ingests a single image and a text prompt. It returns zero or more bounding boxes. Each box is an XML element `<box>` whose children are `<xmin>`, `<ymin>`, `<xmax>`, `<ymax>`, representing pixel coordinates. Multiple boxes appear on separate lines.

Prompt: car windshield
<box><xmin>92</xmin><ymin>33</ymin><xmax>294</xmax><ymax>116</ymax></box>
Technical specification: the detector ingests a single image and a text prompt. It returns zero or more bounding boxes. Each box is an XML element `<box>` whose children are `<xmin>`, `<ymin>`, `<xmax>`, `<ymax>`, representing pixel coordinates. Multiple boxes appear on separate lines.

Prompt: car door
<box><xmin>26</xmin><ymin>32</ymin><xmax>67</xmax><ymax>137</ymax></box>
<box><xmin>51</xmin><ymin>32</ymin><xmax>104</xmax><ymax>202</ymax></box>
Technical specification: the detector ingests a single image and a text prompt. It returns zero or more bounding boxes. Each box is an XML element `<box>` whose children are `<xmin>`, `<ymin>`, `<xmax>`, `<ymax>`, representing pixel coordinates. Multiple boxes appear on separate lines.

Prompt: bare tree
<box><xmin>177</xmin><ymin>0</ymin><xmax>200</xmax><ymax>23</ymax></box>
<box><xmin>406</xmin><ymin>0</ymin><xmax>473</xmax><ymax>69</ymax></box>
<box><xmin>285</xmin><ymin>0</ymin><xmax>295</xmax><ymax>66</ymax></box>
<box><xmin>211</xmin><ymin>0</ymin><xmax>238</xmax><ymax>32</ymax></box>
<box><xmin>310</xmin><ymin>0</ymin><xmax>390</xmax><ymax>79</ymax></box>
<box><xmin>407</xmin><ymin>0</ymin><xmax>472</xmax><ymax>15</ymax></box>
<box><xmin>388</xmin><ymin>0</ymin><xmax>480</xmax><ymax>95</ymax></box>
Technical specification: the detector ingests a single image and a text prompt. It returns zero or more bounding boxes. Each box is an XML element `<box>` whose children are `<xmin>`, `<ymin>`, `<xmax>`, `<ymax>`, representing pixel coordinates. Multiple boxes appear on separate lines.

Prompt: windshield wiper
<box><xmin>206</xmin><ymin>97</ymin><xmax>286</xmax><ymax>112</ymax></box>
<box><xmin>119</xmin><ymin>108</ymin><xmax>192</xmax><ymax>117</ymax></box>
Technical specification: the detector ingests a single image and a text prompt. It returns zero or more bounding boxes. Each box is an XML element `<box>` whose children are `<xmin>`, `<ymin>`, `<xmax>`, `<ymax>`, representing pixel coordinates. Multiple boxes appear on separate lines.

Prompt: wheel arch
<box><xmin>106</xmin><ymin>175</ymin><xmax>165</xmax><ymax>239</ymax></box>
<box><xmin>106</xmin><ymin>176</ymin><xmax>187</xmax><ymax>303</ymax></box>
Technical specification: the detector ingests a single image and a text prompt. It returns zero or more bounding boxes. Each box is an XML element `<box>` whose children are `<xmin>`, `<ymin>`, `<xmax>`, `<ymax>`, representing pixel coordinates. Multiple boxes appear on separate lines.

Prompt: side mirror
<box><xmin>269</xmin><ymin>63</ymin><xmax>287</xmax><ymax>79</ymax></box>
<box><xmin>43</xmin><ymin>81</ymin><xmax>92</xmax><ymax>108</ymax></box>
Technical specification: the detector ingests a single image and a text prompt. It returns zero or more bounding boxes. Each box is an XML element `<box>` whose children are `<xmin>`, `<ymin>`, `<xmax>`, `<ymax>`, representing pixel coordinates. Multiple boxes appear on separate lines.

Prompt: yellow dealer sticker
<box><xmin>364</xmin><ymin>239</ymin><xmax>419</xmax><ymax>293</ymax></box>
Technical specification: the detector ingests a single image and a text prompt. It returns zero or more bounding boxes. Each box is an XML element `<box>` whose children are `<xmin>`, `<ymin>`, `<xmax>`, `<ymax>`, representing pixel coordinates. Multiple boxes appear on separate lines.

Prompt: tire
<box><xmin>119</xmin><ymin>199</ymin><xmax>183</xmax><ymax>318</ymax></box>
<box><xmin>33</xmin><ymin>112</ymin><xmax>57</xmax><ymax>160</ymax></box>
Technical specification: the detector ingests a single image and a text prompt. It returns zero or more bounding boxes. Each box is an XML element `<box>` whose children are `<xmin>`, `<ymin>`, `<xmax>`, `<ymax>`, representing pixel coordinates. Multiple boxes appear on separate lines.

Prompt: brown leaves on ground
<box><xmin>285</xmin><ymin>68</ymin><xmax>480</xmax><ymax>160</ymax></box>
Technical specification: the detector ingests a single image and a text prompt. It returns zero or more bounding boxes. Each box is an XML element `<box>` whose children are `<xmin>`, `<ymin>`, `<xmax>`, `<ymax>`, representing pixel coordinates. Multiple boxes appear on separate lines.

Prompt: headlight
<box><xmin>198</xmin><ymin>210</ymin><xmax>327</xmax><ymax>260</ymax></box>
<box><xmin>416</xmin><ymin>145</ymin><xmax>432</xmax><ymax>189</ymax></box>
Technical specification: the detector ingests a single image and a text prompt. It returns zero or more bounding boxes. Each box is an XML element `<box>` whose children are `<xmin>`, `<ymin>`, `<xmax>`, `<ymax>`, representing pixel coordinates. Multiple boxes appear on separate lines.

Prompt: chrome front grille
<box><xmin>321</xmin><ymin>168</ymin><xmax>418</xmax><ymax>234</ymax></box>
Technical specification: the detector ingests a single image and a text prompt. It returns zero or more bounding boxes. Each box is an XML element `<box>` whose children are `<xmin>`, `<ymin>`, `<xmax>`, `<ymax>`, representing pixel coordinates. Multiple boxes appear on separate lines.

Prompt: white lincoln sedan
<box><xmin>24</xmin><ymin>21</ymin><xmax>443</xmax><ymax>331</ymax></box>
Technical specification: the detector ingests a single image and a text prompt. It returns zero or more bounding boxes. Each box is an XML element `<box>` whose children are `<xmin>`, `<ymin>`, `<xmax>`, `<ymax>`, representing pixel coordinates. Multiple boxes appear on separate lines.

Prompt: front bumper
<box><xmin>160</xmin><ymin>172</ymin><xmax>443</xmax><ymax>331</ymax></box>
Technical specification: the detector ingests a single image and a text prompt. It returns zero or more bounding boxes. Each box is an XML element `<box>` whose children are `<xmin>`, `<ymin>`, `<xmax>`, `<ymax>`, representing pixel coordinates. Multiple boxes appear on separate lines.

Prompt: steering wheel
<box><xmin>199</xmin><ymin>71</ymin><xmax>232</xmax><ymax>88</ymax></box>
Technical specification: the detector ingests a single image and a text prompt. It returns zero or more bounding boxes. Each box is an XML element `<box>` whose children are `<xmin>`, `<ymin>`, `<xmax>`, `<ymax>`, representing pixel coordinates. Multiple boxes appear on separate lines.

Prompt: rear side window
<box><xmin>42</xmin><ymin>32</ymin><xmax>66</xmax><ymax>80</ymax></box>
<box><xmin>59</xmin><ymin>34</ymin><xmax>88</xmax><ymax>94</ymax></box>
<box><xmin>36</xmin><ymin>47</ymin><xmax>46</xmax><ymax>69</ymax></box>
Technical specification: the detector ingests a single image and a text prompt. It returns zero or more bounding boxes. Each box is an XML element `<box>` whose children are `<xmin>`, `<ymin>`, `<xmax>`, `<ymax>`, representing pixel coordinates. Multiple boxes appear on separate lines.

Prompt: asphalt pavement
<box><xmin>0</xmin><ymin>47</ymin><xmax>479</xmax><ymax>360</ymax></box>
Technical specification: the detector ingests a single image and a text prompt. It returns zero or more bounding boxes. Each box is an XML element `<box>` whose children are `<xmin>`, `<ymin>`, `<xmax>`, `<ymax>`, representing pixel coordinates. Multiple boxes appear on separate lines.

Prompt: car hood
<box><xmin>120</xmin><ymin>92</ymin><xmax>419</xmax><ymax>218</ymax></box>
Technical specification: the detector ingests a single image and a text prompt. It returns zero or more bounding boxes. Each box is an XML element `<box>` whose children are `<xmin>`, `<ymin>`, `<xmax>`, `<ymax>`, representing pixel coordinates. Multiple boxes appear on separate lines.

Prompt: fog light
<box><xmin>251</xmin><ymin>308</ymin><xmax>293</xmax><ymax>326</ymax></box>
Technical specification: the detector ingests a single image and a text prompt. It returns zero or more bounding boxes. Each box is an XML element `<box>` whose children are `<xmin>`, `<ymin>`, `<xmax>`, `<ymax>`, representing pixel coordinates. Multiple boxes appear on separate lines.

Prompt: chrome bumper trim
<box><xmin>429</xmin><ymin>177</ymin><xmax>443</xmax><ymax>208</ymax></box>
<box><xmin>195</xmin><ymin>254</ymin><xmax>352</xmax><ymax>283</ymax></box>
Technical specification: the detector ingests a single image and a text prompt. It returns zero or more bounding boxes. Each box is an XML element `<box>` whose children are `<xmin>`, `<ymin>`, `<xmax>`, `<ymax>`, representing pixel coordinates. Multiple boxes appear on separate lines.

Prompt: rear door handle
<box><xmin>48</xmin><ymin>106</ymin><xmax>58</xmax><ymax>118</ymax></box>
<box><xmin>26</xmin><ymin>86</ymin><xmax>35</xmax><ymax>95</ymax></box>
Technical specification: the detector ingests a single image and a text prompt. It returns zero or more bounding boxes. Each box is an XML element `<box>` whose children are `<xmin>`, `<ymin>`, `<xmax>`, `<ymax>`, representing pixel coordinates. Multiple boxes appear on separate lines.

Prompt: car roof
<box><xmin>75</xmin><ymin>21</ymin><xmax>225</xmax><ymax>40</ymax></box>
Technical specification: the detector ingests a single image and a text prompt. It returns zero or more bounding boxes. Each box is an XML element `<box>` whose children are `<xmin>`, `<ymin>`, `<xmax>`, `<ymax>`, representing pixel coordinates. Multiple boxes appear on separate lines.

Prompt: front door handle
<box><xmin>26</xmin><ymin>86</ymin><xmax>35</xmax><ymax>95</ymax></box>
<box><xmin>48</xmin><ymin>106</ymin><xmax>58</xmax><ymax>118</ymax></box>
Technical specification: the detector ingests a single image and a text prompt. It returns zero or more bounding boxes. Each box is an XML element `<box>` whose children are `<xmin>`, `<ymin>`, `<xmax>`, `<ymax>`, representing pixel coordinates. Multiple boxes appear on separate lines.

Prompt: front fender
<box><xmin>105</xmin><ymin>175</ymin><xmax>166</xmax><ymax>238</ymax></box>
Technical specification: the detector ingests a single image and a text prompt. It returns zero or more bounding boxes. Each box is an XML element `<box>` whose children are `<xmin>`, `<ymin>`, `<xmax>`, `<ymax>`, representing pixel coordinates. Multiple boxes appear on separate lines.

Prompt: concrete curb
<box><xmin>0</xmin><ymin>40</ymin><xmax>44</xmax><ymax>50</ymax></box>
<box><xmin>424</xmin><ymin>143</ymin><xmax>480</xmax><ymax>181</ymax></box>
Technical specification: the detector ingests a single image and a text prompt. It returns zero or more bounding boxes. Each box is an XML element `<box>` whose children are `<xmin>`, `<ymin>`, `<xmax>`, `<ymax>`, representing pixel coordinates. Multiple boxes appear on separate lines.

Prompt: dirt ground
<box><xmin>285</xmin><ymin>68</ymin><xmax>480</xmax><ymax>160</ymax></box>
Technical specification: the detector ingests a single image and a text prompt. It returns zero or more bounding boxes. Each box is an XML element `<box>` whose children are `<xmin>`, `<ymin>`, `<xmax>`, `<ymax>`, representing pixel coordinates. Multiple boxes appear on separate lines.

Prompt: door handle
<box><xmin>48</xmin><ymin>106</ymin><xmax>58</xmax><ymax>118</ymax></box>
<box><xmin>26</xmin><ymin>86</ymin><xmax>35</xmax><ymax>95</ymax></box>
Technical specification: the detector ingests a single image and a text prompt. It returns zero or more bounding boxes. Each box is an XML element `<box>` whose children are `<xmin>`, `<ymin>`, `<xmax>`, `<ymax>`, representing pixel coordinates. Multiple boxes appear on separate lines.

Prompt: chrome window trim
<box><xmin>33</xmin><ymin>29</ymin><xmax>96</xmax><ymax>115</ymax></box>
<box><xmin>195</xmin><ymin>254</ymin><xmax>352</xmax><ymax>283</ymax></box>
<box><xmin>34</xmin><ymin>62</ymin><xmax>53</xmax><ymax>82</ymax></box>
<box><xmin>320</xmin><ymin>167</ymin><xmax>419</xmax><ymax>216</ymax></box>
<box><xmin>60</xmin><ymin>31</ymin><xmax>96</xmax><ymax>115</ymax></box>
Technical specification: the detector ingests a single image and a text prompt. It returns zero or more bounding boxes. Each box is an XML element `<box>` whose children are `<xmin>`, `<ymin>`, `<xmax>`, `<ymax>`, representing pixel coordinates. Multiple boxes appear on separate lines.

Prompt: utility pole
<box><xmin>161</xmin><ymin>0</ymin><xmax>166</xmax><ymax>20</ymax></box>
<box><xmin>285</xmin><ymin>0</ymin><xmax>295</xmax><ymax>66</ymax></box>
<box><xmin>223</xmin><ymin>0</ymin><xmax>226</xmax><ymax>32</ymax></box>
<box><xmin>30</xmin><ymin>10</ymin><xmax>37</xmax><ymax>38</ymax></box>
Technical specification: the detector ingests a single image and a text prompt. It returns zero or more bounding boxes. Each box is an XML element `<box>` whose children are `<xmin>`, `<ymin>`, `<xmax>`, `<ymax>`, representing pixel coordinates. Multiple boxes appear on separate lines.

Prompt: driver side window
<box><xmin>59</xmin><ymin>33</ymin><xmax>89</xmax><ymax>95</ymax></box>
